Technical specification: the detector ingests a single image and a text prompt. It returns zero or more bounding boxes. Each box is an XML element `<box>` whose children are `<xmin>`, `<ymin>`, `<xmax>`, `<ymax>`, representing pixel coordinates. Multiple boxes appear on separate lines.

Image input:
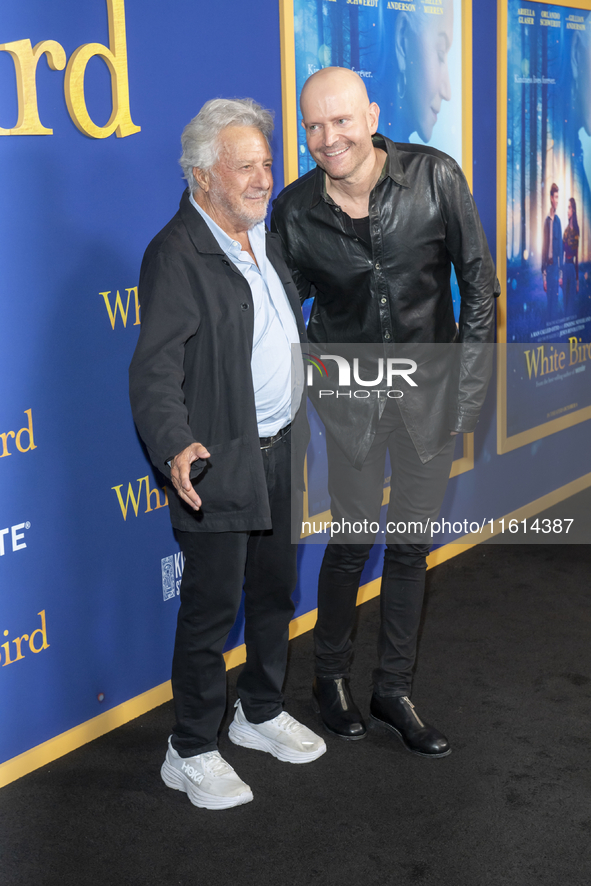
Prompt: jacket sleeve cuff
<box><xmin>447</xmin><ymin>409</ymin><xmax>480</xmax><ymax>434</ymax></box>
<box><xmin>149</xmin><ymin>431</ymin><xmax>200</xmax><ymax>478</ymax></box>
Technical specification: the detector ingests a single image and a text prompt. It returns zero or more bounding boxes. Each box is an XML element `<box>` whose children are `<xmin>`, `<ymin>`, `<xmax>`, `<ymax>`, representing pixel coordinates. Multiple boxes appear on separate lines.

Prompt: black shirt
<box><xmin>351</xmin><ymin>215</ymin><xmax>371</xmax><ymax>246</ymax></box>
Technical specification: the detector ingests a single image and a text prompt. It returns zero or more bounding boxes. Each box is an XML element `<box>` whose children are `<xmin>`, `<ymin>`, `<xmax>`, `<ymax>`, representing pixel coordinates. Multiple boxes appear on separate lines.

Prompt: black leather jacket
<box><xmin>272</xmin><ymin>135</ymin><xmax>499</xmax><ymax>466</ymax></box>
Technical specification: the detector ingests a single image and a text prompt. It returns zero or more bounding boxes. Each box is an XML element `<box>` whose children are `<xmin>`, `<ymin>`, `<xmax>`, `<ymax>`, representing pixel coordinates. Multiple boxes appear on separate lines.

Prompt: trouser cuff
<box><xmin>372</xmin><ymin>687</ymin><xmax>411</xmax><ymax>698</ymax></box>
<box><xmin>314</xmin><ymin>669</ymin><xmax>351</xmax><ymax>680</ymax></box>
<box><xmin>171</xmin><ymin>736</ymin><xmax>218</xmax><ymax>757</ymax></box>
<box><xmin>240</xmin><ymin>702</ymin><xmax>283</xmax><ymax>725</ymax></box>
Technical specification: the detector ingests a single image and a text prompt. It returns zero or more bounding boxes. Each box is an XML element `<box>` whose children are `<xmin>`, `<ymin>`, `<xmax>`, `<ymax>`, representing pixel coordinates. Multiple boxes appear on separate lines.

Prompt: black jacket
<box><xmin>129</xmin><ymin>190</ymin><xmax>308</xmax><ymax>532</ymax></box>
<box><xmin>272</xmin><ymin>135</ymin><xmax>499</xmax><ymax>466</ymax></box>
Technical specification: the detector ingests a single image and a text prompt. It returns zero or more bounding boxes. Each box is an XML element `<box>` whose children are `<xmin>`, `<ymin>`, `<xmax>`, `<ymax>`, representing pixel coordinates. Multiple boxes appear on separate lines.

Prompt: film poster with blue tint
<box><xmin>505</xmin><ymin>1</ymin><xmax>591</xmax><ymax>437</ymax></box>
<box><xmin>294</xmin><ymin>0</ymin><xmax>465</xmax><ymax>516</ymax></box>
<box><xmin>294</xmin><ymin>0</ymin><xmax>464</xmax><ymax>320</ymax></box>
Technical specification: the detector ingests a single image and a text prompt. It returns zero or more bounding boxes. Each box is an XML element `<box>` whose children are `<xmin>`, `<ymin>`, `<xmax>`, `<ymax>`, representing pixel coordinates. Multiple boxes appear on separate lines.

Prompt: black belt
<box><xmin>259</xmin><ymin>422</ymin><xmax>291</xmax><ymax>450</ymax></box>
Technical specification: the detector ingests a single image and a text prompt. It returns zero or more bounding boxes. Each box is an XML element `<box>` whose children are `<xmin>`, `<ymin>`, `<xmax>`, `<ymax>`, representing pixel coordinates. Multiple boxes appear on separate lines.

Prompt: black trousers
<box><xmin>314</xmin><ymin>400</ymin><xmax>456</xmax><ymax>696</ymax></box>
<box><xmin>171</xmin><ymin>432</ymin><xmax>297</xmax><ymax>756</ymax></box>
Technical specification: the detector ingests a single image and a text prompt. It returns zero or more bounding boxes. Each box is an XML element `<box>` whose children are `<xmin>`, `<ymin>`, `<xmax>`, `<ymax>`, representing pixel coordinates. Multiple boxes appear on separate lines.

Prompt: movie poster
<box><xmin>294</xmin><ymin>0</ymin><xmax>463</xmax><ymax>168</ymax></box>
<box><xmin>289</xmin><ymin>0</ymin><xmax>469</xmax><ymax>522</ymax></box>
<box><xmin>502</xmin><ymin>0</ymin><xmax>591</xmax><ymax>445</ymax></box>
<box><xmin>294</xmin><ymin>0</ymin><xmax>463</xmax><ymax>317</ymax></box>
<box><xmin>293</xmin><ymin>0</ymin><xmax>465</xmax><ymax>317</ymax></box>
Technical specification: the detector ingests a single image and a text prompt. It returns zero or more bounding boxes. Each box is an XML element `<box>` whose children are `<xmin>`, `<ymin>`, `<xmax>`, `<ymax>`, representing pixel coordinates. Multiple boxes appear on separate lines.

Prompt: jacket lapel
<box><xmin>179</xmin><ymin>189</ymin><xmax>228</xmax><ymax>256</ymax></box>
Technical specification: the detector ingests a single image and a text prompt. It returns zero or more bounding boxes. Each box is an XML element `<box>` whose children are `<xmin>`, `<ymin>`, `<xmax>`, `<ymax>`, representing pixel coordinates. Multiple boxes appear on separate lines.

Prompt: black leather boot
<box><xmin>312</xmin><ymin>677</ymin><xmax>367</xmax><ymax>740</ymax></box>
<box><xmin>370</xmin><ymin>694</ymin><xmax>451</xmax><ymax>757</ymax></box>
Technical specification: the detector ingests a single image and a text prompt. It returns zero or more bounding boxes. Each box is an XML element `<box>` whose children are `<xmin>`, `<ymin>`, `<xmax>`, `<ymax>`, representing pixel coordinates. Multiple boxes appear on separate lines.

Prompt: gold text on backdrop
<box><xmin>0</xmin><ymin>0</ymin><xmax>140</xmax><ymax>137</ymax></box>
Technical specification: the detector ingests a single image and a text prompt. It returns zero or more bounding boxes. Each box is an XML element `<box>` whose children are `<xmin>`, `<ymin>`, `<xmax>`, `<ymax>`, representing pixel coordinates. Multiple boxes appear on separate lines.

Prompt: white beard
<box><xmin>209</xmin><ymin>177</ymin><xmax>270</xmax><ymax>229</ymax></box>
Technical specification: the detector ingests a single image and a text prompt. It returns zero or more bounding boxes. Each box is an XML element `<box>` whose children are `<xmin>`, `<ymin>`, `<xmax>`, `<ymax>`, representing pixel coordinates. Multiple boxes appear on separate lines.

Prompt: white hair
<box><xmin>179</xmin><ymin>98</ymin><xmax>274</xmax><ymax>191</ymax></box>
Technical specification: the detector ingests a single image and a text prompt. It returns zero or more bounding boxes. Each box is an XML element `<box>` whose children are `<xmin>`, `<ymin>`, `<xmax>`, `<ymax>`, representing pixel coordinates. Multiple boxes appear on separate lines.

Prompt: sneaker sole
<box><xmin>369</xmin><ymin>714</ymin><xmax>452</xmax><ymax>758</ymax></box>
<box><xmin>160</xmin><ymin>759</ymin><xmax>253</xmax><ymax>809</ymax></box>
<box><xmin>228</xmin><ymin>721</ymin><xmax>326</xmax><ymax>764</ymax></box>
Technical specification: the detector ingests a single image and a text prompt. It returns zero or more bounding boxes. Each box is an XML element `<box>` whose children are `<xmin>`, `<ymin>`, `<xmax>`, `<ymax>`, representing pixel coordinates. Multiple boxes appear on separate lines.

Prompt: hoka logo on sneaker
<box><xmin>181</xmin><ymin>761</ymin><xmax>203</xmax><ymax>784</ymax></box>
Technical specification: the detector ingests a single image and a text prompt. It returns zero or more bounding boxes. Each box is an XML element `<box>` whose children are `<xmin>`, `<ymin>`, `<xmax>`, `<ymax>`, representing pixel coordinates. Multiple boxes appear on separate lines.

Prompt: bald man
<box><xmin>272</xmin><ymin>68</ymin><xmax>498</xmax><ymax>757</ymax></box>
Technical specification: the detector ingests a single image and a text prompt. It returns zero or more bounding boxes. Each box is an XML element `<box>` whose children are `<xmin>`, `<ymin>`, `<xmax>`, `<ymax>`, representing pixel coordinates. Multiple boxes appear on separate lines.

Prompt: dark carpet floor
<box><xmin>2</xmin><ymin>540</ymin><xmax>591</xmax><ymax>886</ymax></box>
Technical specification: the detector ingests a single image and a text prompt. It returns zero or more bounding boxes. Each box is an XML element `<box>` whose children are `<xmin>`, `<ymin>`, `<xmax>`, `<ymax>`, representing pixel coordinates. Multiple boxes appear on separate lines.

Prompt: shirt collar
<box><xmin>310</xmin><ymin>133</ymin><xmax>409</xmax><ymax>208</ymax></box>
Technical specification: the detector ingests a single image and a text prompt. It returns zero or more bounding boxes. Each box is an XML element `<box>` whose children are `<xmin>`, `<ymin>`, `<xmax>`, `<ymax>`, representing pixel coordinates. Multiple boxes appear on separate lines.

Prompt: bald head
<box><xmin>300</xmin><ymin>66</ymin><xmax>380</xmax><ymax>184</ymax></box>
<box><xmin>300</xmin><ymin>67</ymin><xmax>370</xmax><ymax>116</ymax></box>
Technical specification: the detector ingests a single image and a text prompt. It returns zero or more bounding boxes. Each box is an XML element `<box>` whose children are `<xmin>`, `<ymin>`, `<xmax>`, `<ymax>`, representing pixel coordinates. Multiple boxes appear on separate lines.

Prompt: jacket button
<box><xmin>375</xmin><ymin>262</ymin><xmax>381</xmax><ymax>270</ymax></box>
<box><xmin>222</xmin><ymin>259</ymin><xmax>230</xmax><ymax>265</ymax></box>
<box><xmin>380</xmin><ymin>297</ymin><xmax>387</xmax><ymax>304</ymax></box>
<box><xmin>384</xmin><ymin>331</ymin><xmax>391</xmax><ymax>340</ymax></box>
<box><xmin>241</xmin><ymin>303</ymin><xmax>249</xmax><ymax>310</ymax></box>
<box><xmin>334</xmin><ymin>206</ymin><xmax>341</xmax><ymax>212</ymax></box>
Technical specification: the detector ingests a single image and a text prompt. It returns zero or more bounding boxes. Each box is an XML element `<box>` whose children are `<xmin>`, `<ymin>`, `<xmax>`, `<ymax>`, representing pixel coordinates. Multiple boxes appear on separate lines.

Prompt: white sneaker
<box><xmin>160</xmin><ymin>737</ymin><xmax>253</xmax><ymax>810</ymax></box>
<box><xmin>228</xmin><ymin>700</ymin><xmax>327</xmax><ymax>764</ymax></box>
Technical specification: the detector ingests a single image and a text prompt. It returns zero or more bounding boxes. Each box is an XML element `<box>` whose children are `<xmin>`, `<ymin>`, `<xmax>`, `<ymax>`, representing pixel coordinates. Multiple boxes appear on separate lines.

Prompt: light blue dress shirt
<box><xmin>190</xmin><ymin>192</ymin><xmax>302</xmax><ymax>436</ymax></box>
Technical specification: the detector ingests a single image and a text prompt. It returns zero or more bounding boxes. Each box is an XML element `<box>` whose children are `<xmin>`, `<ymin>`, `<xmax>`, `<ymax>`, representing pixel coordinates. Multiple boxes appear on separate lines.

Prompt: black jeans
<box><xmin>171</xmin><ymin>432</ymin><xmax>297</xmax><ymax>756</ymax></box>
<box><xmin>314</xmin><ymin>400</ymin><xmax>456</xmax><ymax>696</ymax></box>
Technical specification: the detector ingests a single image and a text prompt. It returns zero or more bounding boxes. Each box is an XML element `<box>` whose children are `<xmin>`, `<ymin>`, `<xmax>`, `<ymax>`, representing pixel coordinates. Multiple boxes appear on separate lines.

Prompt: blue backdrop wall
<box><xmin>1</xmin><ymin>0</ymin><xmax>590</xmax><ymax>781</ymax></box>
<box><xmin>0</xmin><ymin>0</ymin><xmax>296</xmax><ymax>772</ymax></box>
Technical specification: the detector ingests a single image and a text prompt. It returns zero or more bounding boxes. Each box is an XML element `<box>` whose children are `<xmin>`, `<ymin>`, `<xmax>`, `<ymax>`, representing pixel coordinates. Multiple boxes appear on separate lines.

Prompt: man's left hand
<box><xmin>170</xmin><ymin>442</ymin><xmax>211</xmax><ymax>511</ymax></box>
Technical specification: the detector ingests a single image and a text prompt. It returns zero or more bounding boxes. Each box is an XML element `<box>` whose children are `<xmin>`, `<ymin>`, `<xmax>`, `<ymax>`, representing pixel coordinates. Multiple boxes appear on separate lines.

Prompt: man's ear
<box><xmin>395</xmin><ymin>12</ymin><xmax>409</xmax><ymax>74</ymax></box>
<box><xmin>193</xmin><ymin>166</ymin><xmax>210</xmax><ymax>192</ymax></box>
<box><xmin>368</xmin><ymin>102</ymin><xmax>381</xmax><ymax>136</ymax></box>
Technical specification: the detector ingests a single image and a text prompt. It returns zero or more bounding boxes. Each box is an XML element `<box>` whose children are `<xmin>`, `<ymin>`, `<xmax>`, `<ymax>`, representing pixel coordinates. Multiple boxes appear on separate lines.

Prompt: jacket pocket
<box><xmin>193</xmin><ymin>435</ymin><xmax>256</xmax><ymax>515</ymax></box>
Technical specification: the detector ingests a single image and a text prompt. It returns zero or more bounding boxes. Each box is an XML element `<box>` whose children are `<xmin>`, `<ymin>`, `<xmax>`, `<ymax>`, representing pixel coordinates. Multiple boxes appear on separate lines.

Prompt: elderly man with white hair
<box><xmin>129</xmin><ymin>99</ymin><xmax>325</xmax><ymax>811</ymax></box>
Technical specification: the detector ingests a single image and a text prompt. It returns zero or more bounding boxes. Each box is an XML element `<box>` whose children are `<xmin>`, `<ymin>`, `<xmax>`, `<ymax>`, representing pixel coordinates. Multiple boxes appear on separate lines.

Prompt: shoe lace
<box><xmin>271</xmin><ymin>711</ymin><xmax>302</xmax><ymax>734</ymax></box>
<box><xmin>201</xmin><ymin>751</ymin><xmax>232</xmax><ymax>776</ymax></box>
